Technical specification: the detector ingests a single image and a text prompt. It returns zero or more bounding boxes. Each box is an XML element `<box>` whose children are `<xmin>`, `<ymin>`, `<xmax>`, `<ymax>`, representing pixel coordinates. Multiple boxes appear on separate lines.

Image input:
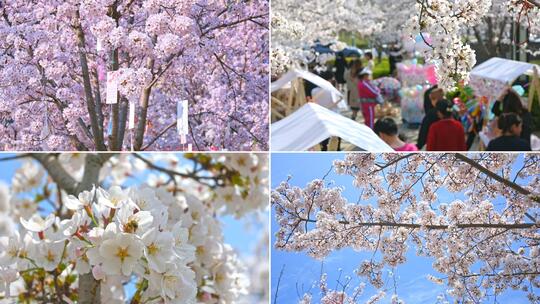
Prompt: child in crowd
<box><xmin>374</xmin><ymin>117</ymin><xmax>419</xmax><ymax>151</ymax></box>
<box><xmin>417</xmin><ymin>88</ymin><xmax>444</xmax><ymax>149</ymax></box>
<box><xmin>357</xmin><ymin>69</ymin><xmax>382</xmax><ymax>129</ymax></box>
<box><xmin>364</xmin><ymin>52</ymin><xmax>375</xmax><ymax>72</ymax></box>
<box><xmin>487</xmin><ymin>113</ymin><xmax>531</xmax><ymax>151</ymax></box>
<box><xmin>426</xmin><ymin>99</ymin><xmax>467</xmax><ymax>151</ymax></box>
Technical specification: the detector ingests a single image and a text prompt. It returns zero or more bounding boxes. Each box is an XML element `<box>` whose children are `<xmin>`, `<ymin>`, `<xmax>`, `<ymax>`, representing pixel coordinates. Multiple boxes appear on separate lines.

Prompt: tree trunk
<box><xmin>74</xmin><ymin>10</ymin><xmax>106</xmax><ymax>151</ymax></box>
<box><xmin>108</xmin><ymin>4</ymin><xmax>121</xmax><ymax>151</ymax></box>
<box><xmin>133</xmin><ymin>58</ymin><xmax>155</xmax><ymax>150</ymax></box>
<box><xmin>78</xmin><ymin>274</ymin><xmax>101</xmax><ymax>304</ymax></box>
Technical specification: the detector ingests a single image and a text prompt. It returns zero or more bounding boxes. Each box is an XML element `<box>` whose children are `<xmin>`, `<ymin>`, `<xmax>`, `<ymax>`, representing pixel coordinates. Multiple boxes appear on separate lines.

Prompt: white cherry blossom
<box><xmin>20</xmin><ymin>214</ymin><xmax>55</xmax><ymax>233</ymax></box>
<box><xmin>99</xmin><ymin>231</ymin><xmax>144</xmax><ymax>276</ymax></box>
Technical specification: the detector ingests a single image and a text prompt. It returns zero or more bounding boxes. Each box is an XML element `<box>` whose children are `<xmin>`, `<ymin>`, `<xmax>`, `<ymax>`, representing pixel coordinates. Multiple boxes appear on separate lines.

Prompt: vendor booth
<box><xmin>469</xmin><ymin>57</ymin><xmax>540</xmax><ymax>104</ymax></box>
<box><xmin>271</xmin><ymin>103</ymin><xmax>393</xmax><ymax>151</ymax></box>
<box><xmin>468</xmin><ymin>57</ymin><xmax>540</xmax><ymax>148</ymax></box>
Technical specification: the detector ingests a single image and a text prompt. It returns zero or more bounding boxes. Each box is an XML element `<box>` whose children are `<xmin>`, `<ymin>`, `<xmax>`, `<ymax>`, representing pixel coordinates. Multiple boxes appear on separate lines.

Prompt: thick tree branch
<box><xmin>133</xmin><ymin>57</ymin><xmax>155</xmax><ymax>150</ymax></box>
<box><xmin>454</xmin><ymin>153</ymin><xmax>540</xmax><ymax>203</ymax></box>
<box><xmin>73</xmin><ymin>10</ymin><xmax>106</xmax><ymax>151</ymax></box>
<box><xmin>301</xmin><ymin>219</ymin><xmax>536</xmax><ymax>230</ymax></box>
<box><xmin>31</xmin><ymin>154</ymin><xmax>78</xmax><ymax>195</ymax></box>
<box><xmin>141</xmin><ymin>120</ymin><xmax>176</xmax><ymax>151</ymax></box>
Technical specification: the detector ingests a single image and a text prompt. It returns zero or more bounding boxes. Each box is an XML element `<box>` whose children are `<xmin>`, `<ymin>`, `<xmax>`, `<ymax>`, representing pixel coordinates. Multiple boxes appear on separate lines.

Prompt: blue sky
<box><xmin>0</xmin><ymin>153</ymin><xmax>267</xmax><ymax>299</ymax></box>
<box><xmin>271</xmin><ymin>153</ymin><xmax>531</xmax><ymax>304</ymax></box>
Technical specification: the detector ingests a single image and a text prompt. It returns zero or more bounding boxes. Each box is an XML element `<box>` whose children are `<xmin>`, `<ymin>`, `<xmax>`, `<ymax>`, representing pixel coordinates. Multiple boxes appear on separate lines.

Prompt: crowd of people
<box><xmin>302</xmin><ymin>49</ymin><xmax>535</xmax><ymax>152</ymax></box>
<box><xmin>342</xmin><ymin>55</ymin><xmax>533</xmax><ymax>152</ymax></box>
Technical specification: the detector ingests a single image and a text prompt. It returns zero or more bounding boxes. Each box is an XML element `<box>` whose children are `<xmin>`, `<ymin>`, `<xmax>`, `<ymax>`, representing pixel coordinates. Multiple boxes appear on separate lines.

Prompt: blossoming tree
<box><xmin>272</xmin><ymin>153</ymin><xmax>539</xmax><ymax>303</ymax></box>
<box><xmin>0</xmin><ymin>152</ymin><xmax>269</xmax><ymax>303</ymax></box>
<box><xmin>271</xmin><ymin>0</ymin><xmax>540</xmax><ymax>88</ymax></box>
<box><xmin>0</xmin><ymin>0</ymin><xmax>269</xmax><ymax>151</ymax></box>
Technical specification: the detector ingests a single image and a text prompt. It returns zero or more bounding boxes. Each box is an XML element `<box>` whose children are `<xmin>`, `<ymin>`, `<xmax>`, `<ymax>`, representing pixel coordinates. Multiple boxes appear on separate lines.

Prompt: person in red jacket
<box><xmin>357</xmin><ymin>69</ymin><xmax>382</xmax><ymax>129</ymax></box>
<box><xmin>427</xmin><ymin>99</ymin><xmax>467</xmax><ymax>151</ymax></box>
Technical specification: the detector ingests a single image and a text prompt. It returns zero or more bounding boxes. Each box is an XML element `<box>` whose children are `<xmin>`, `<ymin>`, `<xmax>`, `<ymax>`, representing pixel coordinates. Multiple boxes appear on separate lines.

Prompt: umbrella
<box><xmin>373</xmin><ymin>77</ymin><xmax>401</xmax><ymax>91</ymax></box>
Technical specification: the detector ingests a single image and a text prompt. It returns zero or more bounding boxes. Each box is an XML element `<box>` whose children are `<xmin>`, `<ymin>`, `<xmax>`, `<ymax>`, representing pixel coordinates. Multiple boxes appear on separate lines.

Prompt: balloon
<box><xmin>426</xmin><ymin>65</ymin><xmax>438</xmax><ymax>85</ymax></box>
<box><xmin>416</xmin><ymin>84</ymin><xmax>423</xmax><ymax>91</ymax></box>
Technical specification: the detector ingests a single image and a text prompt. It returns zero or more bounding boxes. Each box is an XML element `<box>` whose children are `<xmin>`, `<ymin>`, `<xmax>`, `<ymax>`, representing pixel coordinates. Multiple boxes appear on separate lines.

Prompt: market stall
<box><xmin>468</xmin><ymin>58</ymin><xmax>540</xmax><ymax>148</ymax></box>
<box><xmin>469</xmin><ymin>57</ymin><xmax>539</xmax><ymax>103</ymax></box>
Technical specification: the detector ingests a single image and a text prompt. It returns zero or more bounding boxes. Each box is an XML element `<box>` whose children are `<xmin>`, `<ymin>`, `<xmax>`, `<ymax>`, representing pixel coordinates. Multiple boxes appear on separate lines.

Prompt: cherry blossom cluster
<box><xmin>403</xmin><ymin>0</ymin><xmax>492</xmax><ymax>89</ymax></box>
<box><xmin>405</xmin><ymin>0</ymin><xmax>540</xmax><ymax>88</ymax></box>
<box><xmin>211</xmin><ymin>153</ymin><xmax>269</xmax><ymax>218</ymax></box>
<box><xmin>0</xmin><ymin>153</ymin><xmax>269</xmax><ymax>303</ymax></box>
<box><xmin>271</xmin><ymin>0</ymin><xmax>540</xmax><ymax>89</ymax></box>
<box><xmin>297</xmin><ymin>270</ymin><xmax>369</xmax><ymax>304</ymax></box>
<box><xmin>141</xmin><ymin>153</ymin><xmax>269</xmax><ymax>219</ymax></box>
<box><xmin>0</xmin><ymin>0</ymin><xmax>269</xmax><ymax>151</ymax></box>
<box><xmin>273</xmin><ymin>153</ymin><xmax>540</xmax><ymax>303</ymax></box>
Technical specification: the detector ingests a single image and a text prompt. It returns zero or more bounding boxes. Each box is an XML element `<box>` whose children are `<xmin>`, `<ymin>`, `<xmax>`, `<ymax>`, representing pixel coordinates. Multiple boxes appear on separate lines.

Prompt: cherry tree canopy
<box><xmin>0</xmin><ymin>153</ymin><xmax>269</xmax><ymax>303</ymax></box>
<box><xmin>271</xmin><ymin>0</ymin><xmax>540</xmax><ymax>88</ymax></box>
<box><xmin>0</xmin><ymin>0</ymin><xmax>269</xmax><ymax>151</ymax></box>
<box><xmin>272</xmin><ymin>153</ymin><xmax>540</xmax><ymax>303</ymax></box>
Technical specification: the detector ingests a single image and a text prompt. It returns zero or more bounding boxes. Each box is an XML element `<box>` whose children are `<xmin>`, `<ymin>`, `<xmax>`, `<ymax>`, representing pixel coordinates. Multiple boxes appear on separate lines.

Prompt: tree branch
<box><xmin>133</xmin><ymin>58</ymin><xmax>155</xmax><ymax>151</ymax></box>
<box><xmin>73</xmin><ymin>10</ymin><xmax>106</xmax><ymax>151</ymax></box>
<box><xmin>454</xmin><ymin>153</ymin><xmax>540</xmax><ymax>203</ymax></box>
<box><xmin>31</xmin><ymin>154</ymin><xmax>78</xmax><ymax>195</ymax></box>
<box><xmin>140</xmin><ymin>120</ymin><xmax>176</xmax><ymax>151</ymax></box>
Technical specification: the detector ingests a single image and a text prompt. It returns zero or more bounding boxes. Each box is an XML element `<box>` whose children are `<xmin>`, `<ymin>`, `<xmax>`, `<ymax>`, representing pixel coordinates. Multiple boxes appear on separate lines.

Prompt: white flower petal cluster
<box><xmin>1</xmin><ymin>184</ymin><xmax>250</xmax><ymax>303</ymax></box>
<box><xmin>11</xmin><ymin>161</ymin><xmax>44</xmax><ymax>193</ymax></box>
<box><xmin>0</xmin><ymin>154</ymin><xmax>269</xmax><ymax>303</ymax></box>
<box><xmin>272</xmin><ymin>0</ymin><xmax>540</xmax><ymax>88</ymax></box>
<box><xmin>212</xmin><ymin>153</ymin><xmax>269</xmax><ymax>218</ymax></box>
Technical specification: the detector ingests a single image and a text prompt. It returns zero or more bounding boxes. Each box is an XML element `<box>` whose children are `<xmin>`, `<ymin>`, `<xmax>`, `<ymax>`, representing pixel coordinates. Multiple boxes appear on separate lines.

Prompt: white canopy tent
<box><xmin>271</xmin><ymin>69</ymin><xmax>343</xmax><ymax>105</ymax></box>
<box><xmin>271</xmin><ymin>103</ymin><xmax>393</xmax><ymax>151</ymax></box>
<box><xmin>469</xmin><ymin>57</ymin><xmax>540</xmax><ymax>101</ymax></box>
<box><xmin>470</xmin><ymin>57</ymin><xmax>537</xmax><ymax>83</ymax></box>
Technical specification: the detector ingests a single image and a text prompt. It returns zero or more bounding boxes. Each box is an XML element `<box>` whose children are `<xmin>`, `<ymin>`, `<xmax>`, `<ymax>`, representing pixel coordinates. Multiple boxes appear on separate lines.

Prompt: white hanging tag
<box><xmin>106</xmin><ymin>71</ymin><xmax>118</xmax><ymax>104</ymax></box>
<box><xmin>187</xmin><ymin>144</ymin><xmax>192</xmax><ymax>151</ymax></box>
<box><xmin>129</xmin><ymin>101</ymin><xmax>135</xmax><ymax>129</ymax></box>
<box><xmin>177</xmin><ymin>99</ymin><xmax>189</xmax><ymax>135</ymax></box>
<box><xmin>96</xmin><ymin>38</ymin><xmax>103</xmax><ymax>52</ymax></box>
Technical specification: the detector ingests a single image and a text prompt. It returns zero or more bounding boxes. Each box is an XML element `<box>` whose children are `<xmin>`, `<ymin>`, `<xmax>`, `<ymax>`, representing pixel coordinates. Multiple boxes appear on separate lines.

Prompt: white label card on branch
<box><xmin>96</xmin><ymin>39</ymin><xmax>102</xmax><ymax>52</ymax></box>
<box><xmin>129</xmin><ymin>101</ymin><xmax>135</xmax><ymax>129</ymax></box>
<box><xmin>106</xmin><ymin>71</ymin><xmax>118</xmax><ymax>104</ymax></box>
<box><xmin>177</xmin><ymin>99</ymin><xmax>189</xmax><ymax>139</ymax></box>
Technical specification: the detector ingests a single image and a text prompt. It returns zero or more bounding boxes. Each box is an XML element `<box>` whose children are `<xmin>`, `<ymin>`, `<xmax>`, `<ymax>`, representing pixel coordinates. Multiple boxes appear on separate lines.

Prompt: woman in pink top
<box><xmin>374</xmin><ymin>117</ymin><xmax>419</xmax><ymax>152</ymax></box>
<box><xmin>357</xmin><ymin>69</ymin><xmax>382</xmax><ymax>129</ymax></box>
